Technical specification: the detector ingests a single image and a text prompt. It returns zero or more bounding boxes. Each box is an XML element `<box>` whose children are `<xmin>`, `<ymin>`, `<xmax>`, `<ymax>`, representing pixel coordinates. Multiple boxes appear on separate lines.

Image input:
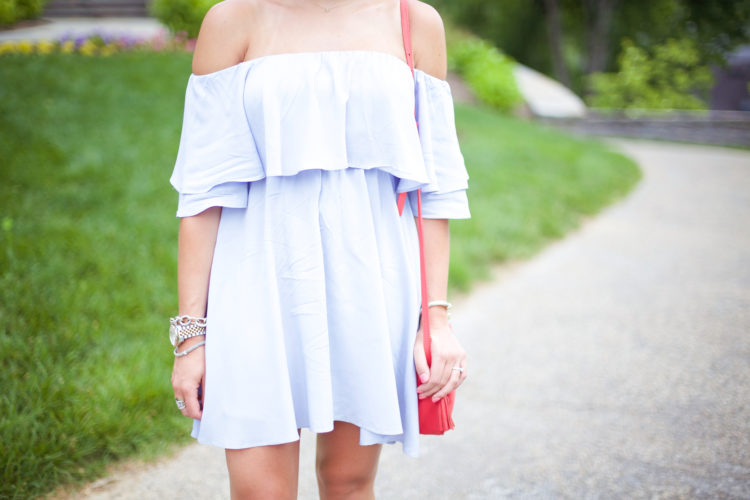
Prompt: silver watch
<box><xmin>169</xmin><ymin>315</ymin><xmax>207</xmax><ymax>346</ymax></box>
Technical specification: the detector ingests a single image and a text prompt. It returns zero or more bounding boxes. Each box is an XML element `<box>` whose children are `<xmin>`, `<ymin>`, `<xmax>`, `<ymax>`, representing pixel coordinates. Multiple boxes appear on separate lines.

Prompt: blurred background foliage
<box><xmin>428</xmin><ymin>0</ymin><xmax>750</xmax><ymax>109</ymax></box>
<box><xmin>447</xmin><ymin>34</ymin><xmax>523</xmax><ymax>113</ymax></box>
<box><xmin>0</xmin><ymin>0</ymin><xmax>46</xmax><ymax>26</ymax></box>
<box><xmin>588</xmin><ymin>38</ymin><xmax>714</xmax><ymax>110</ymax></box>
<box><xmin>149</xmin><ymin>0</ymin><xmax>214</xmax><ymax>38</ymax></box>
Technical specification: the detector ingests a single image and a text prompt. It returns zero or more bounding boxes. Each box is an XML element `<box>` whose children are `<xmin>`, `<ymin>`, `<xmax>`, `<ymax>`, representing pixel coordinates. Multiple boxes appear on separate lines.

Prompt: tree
<box><xmin>675</xmin><ymin>0</ymin><xmax>750</xmax><ymax>63</ymax></box>
<box><xmin>542</xmin><ymin>0</ymin><xmax>571</xmax><ymax>87</ymax></box>
<box><xmin>541</xmin><ymin>0</ymin><xmax>620</xmax><ymax>92</ymax></box>
<box><xmin>581</xmin><ymin>0</ymin><xmax>620</xmax><ymax>75</ymax></box>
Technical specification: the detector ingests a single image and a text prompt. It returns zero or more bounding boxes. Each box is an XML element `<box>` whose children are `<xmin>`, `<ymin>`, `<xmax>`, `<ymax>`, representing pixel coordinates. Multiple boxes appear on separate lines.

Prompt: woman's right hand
<box><xmin>171</xmin><ymin>336</ymin><xmax>206</xmax><ymax>420</ymax></box>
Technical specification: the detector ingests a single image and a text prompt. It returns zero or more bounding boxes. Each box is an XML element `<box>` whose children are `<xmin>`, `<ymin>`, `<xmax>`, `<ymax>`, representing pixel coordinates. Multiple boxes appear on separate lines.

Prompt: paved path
<box><xmin>67</xmin><ymin>140</ymin><xmax>750</xmax><ymax>499</ymax></box>
<box><xmin>0</xmin><ymin>17</ymin><xmax>165</xmax><ymax>42</ymax></box>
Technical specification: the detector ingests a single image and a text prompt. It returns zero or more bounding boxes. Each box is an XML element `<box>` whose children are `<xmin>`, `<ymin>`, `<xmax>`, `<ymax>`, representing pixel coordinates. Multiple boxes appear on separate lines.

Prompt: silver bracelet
<box><xmin>170</xmin><ymin>315</ymin><xmax>207</xmax><ymax>327</ymax></box>
<box><xmin>174</xmin><ymin>340</ymin><xmax>206</xmax><ymax>357</ymax></box>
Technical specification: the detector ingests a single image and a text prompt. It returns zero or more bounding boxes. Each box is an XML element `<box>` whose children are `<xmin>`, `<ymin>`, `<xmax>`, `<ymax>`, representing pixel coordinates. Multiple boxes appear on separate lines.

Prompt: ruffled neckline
<box><xmin>171</xmin><ymin>45</ymin><xmax>468</xmax><ymax>216</ymax></box>
<box><xmin>189</xmin><ymin>49</ymin><xmax>450</xmax><ymax>89</ymax></box>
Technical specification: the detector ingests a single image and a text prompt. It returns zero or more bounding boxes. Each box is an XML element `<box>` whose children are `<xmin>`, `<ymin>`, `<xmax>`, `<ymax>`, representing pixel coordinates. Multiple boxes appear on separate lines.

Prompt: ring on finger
<box><xmin>451</xmin><ymin>366</ymin><xmax>464</xmax><ymax>374</ymax></box>
<box><xmin>175</xmin><ymin>399</ymin><xmax>187</xmax><ymax>410</ymax></box>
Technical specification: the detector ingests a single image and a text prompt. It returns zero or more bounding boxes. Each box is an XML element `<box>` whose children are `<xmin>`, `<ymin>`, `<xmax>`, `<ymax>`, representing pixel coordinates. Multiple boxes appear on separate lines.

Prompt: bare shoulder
<box><xmin>407</xmin><ymin>0</ymin><xmax>447</xmax><ymax>80</ymax></box>
<box><xmin>192</xmin><ymin>0</ymin><xmax>257</xmax><ymax>75</ymax></box>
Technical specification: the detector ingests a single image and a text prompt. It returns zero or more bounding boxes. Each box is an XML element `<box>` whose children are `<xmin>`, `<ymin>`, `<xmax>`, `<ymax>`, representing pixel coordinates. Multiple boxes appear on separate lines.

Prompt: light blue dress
<box><xmin>170</xmin><ymin>50</ymin><xmax>470</xmax><ymax>457</ymax></box>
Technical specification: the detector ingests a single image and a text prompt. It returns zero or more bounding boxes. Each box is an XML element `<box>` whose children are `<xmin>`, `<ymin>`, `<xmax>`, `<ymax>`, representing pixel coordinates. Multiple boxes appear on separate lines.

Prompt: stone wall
<box><xmin>542</xmin><ymin>111</ymin><xmax>750</xmax><ymax>148</ymax></box>
<box><xmin>44</xmin><ymin>0</ymin><xmax>148</xmax><ymax>17</ymax></box>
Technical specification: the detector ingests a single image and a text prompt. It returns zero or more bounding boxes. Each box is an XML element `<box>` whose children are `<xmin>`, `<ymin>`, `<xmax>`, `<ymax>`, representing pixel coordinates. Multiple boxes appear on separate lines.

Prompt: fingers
<box><xmin>184</xmin><ymin>383</ymin><xmax>203</xmax><ymax>419</ymax></box>
<box><xmin>173</xmin><ymin>379</ymin><xmax>202</xmax><ymax>419</ymax></box>
<box><xmin>416</xmin><ymin>332</ymin><xmax>468</xmax><ymax>401</ymax></box>
<box><xmin>432</xmin><ymin>363</ymin><xmax>466</xmax><ymax>400</ymax></box>
<box><xmin>199</xmin><ymin>374</ymin><xmax>205</xmax><ymax>411</ymax></box>
<box><xmin>172</xmin><ymin>357</ymin><xmax>205</xmax><ymax>420</ymax></box>
<box><xmin>417</xmin><ymin>355</ymin><xmax>452</xmax><ymax>400</ymax></box>
<box><xmin>413</xmin><ymin>330</ymin><xmax>430</xmax><ymax>385</ymax></box>
<box><xmin>421</xmin><ymin>353</ymin><xmax>449</xmax><ymax>398</ymax></box>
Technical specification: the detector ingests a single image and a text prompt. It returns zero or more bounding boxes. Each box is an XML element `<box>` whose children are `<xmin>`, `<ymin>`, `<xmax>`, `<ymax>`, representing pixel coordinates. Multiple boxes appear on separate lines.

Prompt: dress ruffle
<box><xmin>170</xmin><ymin>50</ymin><xmax>470</xmax><ymax>219</ymax></box>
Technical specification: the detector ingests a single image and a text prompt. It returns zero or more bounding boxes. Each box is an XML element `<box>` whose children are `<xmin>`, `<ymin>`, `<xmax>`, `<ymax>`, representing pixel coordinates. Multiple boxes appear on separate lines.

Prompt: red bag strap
<box><xmin>397</xmin><ymin>0</ymin><xmax>414</xmax><ymax>217</ymax></box>
<box><xmin>414</xmin><ymin>190</ymin><xmax>432</xmax><ymax>362</ymax></box>
<box><xmin>399</xmin><ymin>0</ymin><xmax>432</xmax><ymax>363</ymax></box>
<box><xmin>400</xmin><ymin>0</ymin><xmax>415</xmax><ymax>79</ymax></box>
<box><xmin>398</xmin><ymin>0</ymin><xmax>419</xmax><ymax>215</ymax></box>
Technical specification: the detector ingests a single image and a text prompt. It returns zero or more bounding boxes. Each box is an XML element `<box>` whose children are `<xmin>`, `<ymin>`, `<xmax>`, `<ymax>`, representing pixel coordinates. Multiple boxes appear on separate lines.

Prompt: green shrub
<box><xmin>0</xmin><ymin>0</ymin><xmax>46</xmax><ymax>26</ymax></box>
<box><xmin>587</xmin><ymin>38</ymin><xmax>714</xmax><ymax>110</ymax></box>
<box><xmin>149</xmin><ymin>0</ymin><xmax>218</xmax><ymax>38</ymax></box>
<box><xmin>0</xmin><ymin>0</ymin><xmax>17</xmax><ymax>25</ymax></box>
<box><xmin>448</xmin><ymin>37</ymin><xmax>523</xmax><ymax>113</ymax></box>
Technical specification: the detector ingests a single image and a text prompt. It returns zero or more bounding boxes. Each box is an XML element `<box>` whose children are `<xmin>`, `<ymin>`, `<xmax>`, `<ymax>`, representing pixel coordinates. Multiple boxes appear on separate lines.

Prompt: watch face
<box><xmin>169</xmin><ymin>324</ymin><xmax>179</xmax><ymax>346</ymax></box>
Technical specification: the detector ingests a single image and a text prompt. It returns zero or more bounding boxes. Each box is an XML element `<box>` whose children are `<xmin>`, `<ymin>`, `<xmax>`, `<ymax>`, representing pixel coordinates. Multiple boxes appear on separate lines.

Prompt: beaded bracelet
<box><xmin>422</xmin><ymin>300</ymin><xmax>452</xmax><ymax>320</ymax></box>
<box><xmin>427</xmin><ymin>300</ymin><xmax>452</xmax><ymax>309</ymax></box>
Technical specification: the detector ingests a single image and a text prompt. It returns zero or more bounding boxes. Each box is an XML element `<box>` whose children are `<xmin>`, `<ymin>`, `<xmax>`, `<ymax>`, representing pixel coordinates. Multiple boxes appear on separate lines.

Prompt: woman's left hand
<box><xmin>414</xmin><ymin>310</ymin><xmax>467</xmax><ymax>401</ymax></box>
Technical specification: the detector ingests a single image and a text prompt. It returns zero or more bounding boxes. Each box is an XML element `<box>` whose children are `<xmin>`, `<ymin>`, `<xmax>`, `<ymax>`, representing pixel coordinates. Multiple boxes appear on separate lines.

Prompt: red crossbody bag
<box><xmin>398</xmin><ymin>0</ymin><xmax>456</xmax><ymax>435</ymax></box>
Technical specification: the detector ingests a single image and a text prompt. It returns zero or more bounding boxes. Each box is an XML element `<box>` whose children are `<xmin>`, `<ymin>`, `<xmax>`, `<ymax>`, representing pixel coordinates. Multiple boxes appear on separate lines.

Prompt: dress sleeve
<box><xmin>169</xmin><ymin>68</ymin><xmax>264</xmax><ymax>218</ymax></box>
<box><xmin>407</xmin><ymin>70</ymin><xmax>471</xmax><ymax>220</ymax></box>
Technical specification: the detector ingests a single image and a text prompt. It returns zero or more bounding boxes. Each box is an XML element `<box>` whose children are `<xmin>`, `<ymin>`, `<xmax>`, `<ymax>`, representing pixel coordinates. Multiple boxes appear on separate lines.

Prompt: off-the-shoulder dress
<box><xmin>170</xmin><ymin>47</ymin><xmax>470</xmax><ymax>457</ymax></box>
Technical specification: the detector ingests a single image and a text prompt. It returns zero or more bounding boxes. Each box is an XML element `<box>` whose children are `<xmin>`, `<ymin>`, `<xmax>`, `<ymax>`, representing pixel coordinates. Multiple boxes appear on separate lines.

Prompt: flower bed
<box><xmin>0</xmin><ymin>29</ymin><xmax>195</xmax><ymax>56</ymax></box>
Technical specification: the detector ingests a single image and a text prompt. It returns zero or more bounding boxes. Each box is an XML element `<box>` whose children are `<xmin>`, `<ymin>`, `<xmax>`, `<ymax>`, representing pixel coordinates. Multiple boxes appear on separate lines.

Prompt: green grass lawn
<box><xmin>0</xmin><ymin>52</ymin><xmax>640</xmax><ymax>499</ymax></box>
<box><xmin>449</xmin><ymin>105</ymin><xmax>640</xmax><ymax>289</ymax></box>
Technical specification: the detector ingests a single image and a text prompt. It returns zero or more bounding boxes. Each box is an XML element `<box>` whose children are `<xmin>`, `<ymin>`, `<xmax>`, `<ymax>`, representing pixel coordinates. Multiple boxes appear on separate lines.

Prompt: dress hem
<box><xmin>190</xmin><ymin>416</ymin><xmax>420</xmax><ymax>458</ymax></box>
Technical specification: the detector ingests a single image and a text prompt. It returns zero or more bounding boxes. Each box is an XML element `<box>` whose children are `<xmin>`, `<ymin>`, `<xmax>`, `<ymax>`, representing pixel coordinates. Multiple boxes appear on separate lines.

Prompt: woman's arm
<box><xmin>171</xmin><ymin>207</ymin><xmax>221</xmax><ymax>420</ymax></box>
<box><xmin>410</xmin><ymin>1</ymin><xmax>468</xmax><ymax>400</ymax></box>
<box><xmin>170</xmin><ymin>0</ymin><xmax>251</xmax><ymax>420</ymax></box>
<box><xmin>413</xmin><ymin>218</ymin><xmax>467</xmax><ymax>401</ymax></box>
<box><xmin>177</xmin><ymin>209</ymin><xmax>221</xmax><ymax>317</ymax></box>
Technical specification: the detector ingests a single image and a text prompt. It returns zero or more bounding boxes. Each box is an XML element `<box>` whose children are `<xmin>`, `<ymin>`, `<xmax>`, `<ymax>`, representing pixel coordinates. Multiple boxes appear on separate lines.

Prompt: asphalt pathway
<box><xmin>67</xmin><ymin>139</ymin><xmax>750</xmax><ymax>499</ymax></box>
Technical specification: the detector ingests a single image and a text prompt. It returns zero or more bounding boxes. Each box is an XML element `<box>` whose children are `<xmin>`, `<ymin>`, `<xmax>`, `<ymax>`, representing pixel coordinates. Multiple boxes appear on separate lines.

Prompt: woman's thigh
<box><xmin>225</xmin><ymin>440</ymin><xmax>300</xmax><ymax>500</ymax></box>
<box><xmin>316</xmin><ymin>421</ymin><xmax>382</xmax><ymax>500</ymax></box>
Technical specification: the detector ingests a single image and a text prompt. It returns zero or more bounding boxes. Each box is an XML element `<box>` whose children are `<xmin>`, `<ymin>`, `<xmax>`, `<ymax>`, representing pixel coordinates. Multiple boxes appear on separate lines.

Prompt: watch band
<box><xmin>169</xmin><ymin>315</ymin><xmax>208</xmax><ymax>347</ymax></box>
<box><xmin>174</xmin><ymin>323</ymin><xmax>206</xmax><ymax>345</ymax></box>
